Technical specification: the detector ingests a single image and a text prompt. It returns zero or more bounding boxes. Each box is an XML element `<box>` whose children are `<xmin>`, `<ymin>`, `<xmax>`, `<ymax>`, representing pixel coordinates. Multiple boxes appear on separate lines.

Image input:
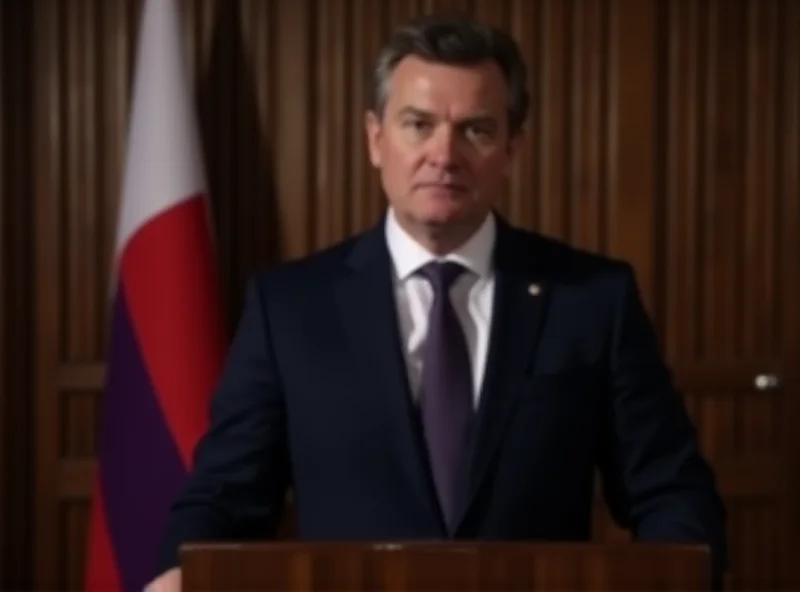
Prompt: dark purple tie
<box><xmin>417</xmin><ymin>261</ymin><xmax>474</xmax><ymax>528</ymax></box>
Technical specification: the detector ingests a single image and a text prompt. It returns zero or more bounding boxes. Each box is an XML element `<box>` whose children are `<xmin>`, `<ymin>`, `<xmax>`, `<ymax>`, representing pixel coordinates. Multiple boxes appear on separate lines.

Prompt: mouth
<box><xmin>418</xmin><ymin>182</ymin><xmax>469</xmax><ymax>193</ymax></box>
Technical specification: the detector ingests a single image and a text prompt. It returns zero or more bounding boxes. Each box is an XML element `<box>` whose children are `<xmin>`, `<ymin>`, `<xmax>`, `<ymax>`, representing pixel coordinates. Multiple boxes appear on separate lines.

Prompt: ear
<box><xmin>365</xmin><ymin>110</ymin><xmax>383</xmax><ymax>168</ymax></box>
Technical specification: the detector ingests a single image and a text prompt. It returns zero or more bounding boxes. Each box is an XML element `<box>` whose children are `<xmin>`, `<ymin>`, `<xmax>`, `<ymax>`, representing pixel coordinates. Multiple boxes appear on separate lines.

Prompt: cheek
<box><xmin>379</xmin><ymin>152</ymin><xmax>416</xmax><ymax>193</ymax></box>
<box><xmin>385</xmin><ymin>145</ymin><xmax>423</xmax><ymax>176</ymax></box>
<box><xmin>476</xmin><ymin>152</ymin><xmax>511</xmax><ymax>180</ymax></box>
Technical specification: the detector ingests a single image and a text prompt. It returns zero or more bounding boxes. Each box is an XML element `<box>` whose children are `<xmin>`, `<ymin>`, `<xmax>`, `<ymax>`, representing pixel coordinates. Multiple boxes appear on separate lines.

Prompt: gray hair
<box><xmin>371</xmin><ymin>14</ymin><xmax>531</xmax><ymax>136</ymax></box>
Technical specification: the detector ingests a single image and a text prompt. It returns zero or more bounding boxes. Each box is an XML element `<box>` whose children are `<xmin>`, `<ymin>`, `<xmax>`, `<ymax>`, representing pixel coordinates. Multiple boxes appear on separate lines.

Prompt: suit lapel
<box><xmin>455</xmin><ymin>220</ymin><xmax>552</xmax><ymax>529</ymax></box>
<box><xmin>333</xmin><ymin>222</ymin><xmax>441</xmax><ymax>525</ymax></box>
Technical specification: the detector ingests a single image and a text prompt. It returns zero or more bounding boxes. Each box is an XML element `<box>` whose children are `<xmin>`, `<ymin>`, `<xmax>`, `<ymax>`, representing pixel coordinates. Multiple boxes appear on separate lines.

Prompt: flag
<box><xmin>84</xmin><ymin>0</ymin><xmax>226</xmax><ymax>590</ymax></box>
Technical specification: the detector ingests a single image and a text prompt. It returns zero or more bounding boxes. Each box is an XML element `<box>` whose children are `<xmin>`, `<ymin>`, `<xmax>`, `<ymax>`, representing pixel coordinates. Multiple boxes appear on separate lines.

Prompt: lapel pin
<box><xmin>528</xmin><ymin>283</ymin><xmax>541</xmax><ymax>296</ymax></box>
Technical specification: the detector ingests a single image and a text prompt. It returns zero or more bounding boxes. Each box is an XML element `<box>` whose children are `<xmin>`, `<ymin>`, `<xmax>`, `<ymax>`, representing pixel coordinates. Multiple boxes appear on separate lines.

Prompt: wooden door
<box><xmin>596</xmin><ymin>2</ymin><xmax>800</xmax><ymax>590</ymax></box>
<box><xmin>653</xmin><ymin>1</ymin><xmax>800</xmax><ymax>589</ymax></box>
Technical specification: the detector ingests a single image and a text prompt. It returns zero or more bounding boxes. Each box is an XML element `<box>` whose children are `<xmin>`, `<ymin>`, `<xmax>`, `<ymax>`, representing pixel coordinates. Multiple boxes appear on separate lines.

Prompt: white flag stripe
<box><xmin>116</xmin><ymin>0</ymin><xmax>207</xmax><ymax>255</ymax></box>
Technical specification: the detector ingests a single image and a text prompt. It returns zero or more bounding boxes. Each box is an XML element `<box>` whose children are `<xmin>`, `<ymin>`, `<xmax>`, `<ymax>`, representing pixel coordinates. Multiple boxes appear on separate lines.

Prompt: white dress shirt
<box><xmin>385</xmin><ymin>208</ymin><xmax>496</xmax><ymax>407</ymax></box>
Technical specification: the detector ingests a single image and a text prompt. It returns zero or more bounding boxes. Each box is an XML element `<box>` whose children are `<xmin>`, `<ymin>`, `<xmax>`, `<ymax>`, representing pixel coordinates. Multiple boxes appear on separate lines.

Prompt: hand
<box><xmin>143</xmin><ymin>567</ymin><xmax>181</xmax><ymax>592</ymax></box>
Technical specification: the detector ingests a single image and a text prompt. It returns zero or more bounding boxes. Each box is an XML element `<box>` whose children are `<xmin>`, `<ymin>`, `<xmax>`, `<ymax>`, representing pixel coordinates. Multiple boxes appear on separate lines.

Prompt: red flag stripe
<box><xmin>119</xmin><ymin>195</ymin><xmax>227</xmax><ymax>466</ymax></box>
<box><xmin>84</xmin><ymin>478</ymin><xmax>124</xmax><ymax>592</ymax></box>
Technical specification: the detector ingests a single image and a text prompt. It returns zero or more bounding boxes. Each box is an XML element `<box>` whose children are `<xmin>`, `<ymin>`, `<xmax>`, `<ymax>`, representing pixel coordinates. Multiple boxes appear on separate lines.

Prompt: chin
<box><xmin>415</xmin><ymin>188</ymin><xmax>473</xmax><ymax>222</ymax></box>
<box><xmin>415</xmin><ymin>203</ymin><xmax>466</xmax><ymax>227</ymax></box>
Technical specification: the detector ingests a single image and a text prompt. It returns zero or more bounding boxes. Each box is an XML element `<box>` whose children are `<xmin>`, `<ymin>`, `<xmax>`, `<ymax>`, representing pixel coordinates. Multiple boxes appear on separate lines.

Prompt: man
<box><xmin>147</xmin><ymin>14</ymin><xmax>727</xmax><ymax>591</ymax></box>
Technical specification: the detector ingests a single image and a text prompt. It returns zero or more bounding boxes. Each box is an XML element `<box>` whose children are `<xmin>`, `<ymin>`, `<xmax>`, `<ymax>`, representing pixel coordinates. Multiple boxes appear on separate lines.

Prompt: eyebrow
<box><xmin>396</xmin><ymin>106</ymin><xmax>498</xmax><ymax>127</ymax></box>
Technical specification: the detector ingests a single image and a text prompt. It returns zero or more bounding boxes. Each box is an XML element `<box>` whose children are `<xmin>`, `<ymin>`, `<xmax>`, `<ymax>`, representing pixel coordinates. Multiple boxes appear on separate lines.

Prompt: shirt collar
<box><xmin>385</xmin><ymin>207</ymin><xmax>496</xmax><ymax>282</ymax></box>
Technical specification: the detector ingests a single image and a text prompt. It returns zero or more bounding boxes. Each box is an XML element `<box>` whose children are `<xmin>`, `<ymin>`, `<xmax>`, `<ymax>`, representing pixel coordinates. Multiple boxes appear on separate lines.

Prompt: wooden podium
<box><xmin>180</xmin><ymin>541</ymin><xmax>711</xmax><ymax>591</ymax></box>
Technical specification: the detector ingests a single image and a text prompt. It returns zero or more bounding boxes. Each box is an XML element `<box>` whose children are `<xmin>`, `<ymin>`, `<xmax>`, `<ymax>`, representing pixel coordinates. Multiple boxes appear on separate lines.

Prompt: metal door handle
<box><xmin>754</xmin><ymin>373</ymin><xmax>781</xmax><ymax>391</ymax></box>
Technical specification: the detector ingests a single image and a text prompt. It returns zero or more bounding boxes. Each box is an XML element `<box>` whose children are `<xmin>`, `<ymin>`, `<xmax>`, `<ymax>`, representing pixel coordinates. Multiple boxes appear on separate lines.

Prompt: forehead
<box><xmin>384</xmin><ymin>55</ymin><xmax>508</xmax><ymax>117</ymax></box>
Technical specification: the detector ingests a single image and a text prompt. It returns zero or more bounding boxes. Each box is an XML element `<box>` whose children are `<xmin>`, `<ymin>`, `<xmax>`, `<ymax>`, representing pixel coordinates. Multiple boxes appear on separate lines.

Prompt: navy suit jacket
<box><xmin>156</xmin><ymin>214</ymin><xmax>727</xmax><ymax>585</ymax></box>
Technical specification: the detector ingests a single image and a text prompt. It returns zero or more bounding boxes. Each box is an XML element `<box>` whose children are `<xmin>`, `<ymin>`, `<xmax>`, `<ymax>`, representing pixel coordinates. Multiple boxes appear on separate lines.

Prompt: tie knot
<box><xmin>417</xmin><ymin>261</ymin><xmax>468</xmax><ymax>293</ymax></box>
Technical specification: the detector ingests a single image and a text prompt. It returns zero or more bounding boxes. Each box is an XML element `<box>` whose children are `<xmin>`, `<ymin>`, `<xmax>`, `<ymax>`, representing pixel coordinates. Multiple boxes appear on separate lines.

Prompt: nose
<box><xmin>426</xmin><ymin>126</ymin><xmax>460</xmax><ymax>170</ymax></box>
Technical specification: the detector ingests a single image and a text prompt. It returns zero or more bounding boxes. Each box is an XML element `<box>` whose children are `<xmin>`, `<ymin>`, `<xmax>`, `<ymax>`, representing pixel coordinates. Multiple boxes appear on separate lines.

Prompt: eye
<box><xmin>404</xmin><ymin>118</ymin><xmax>432</xmax><ymax>133</ymax></box>
<box><xmin>464</xmin><ymin>123</ymin><xmax>493</xmax><ymax>141</ymax></box>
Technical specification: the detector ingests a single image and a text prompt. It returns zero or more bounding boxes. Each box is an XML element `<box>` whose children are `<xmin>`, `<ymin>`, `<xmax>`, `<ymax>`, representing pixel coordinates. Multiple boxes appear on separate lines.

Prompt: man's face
<box><xmin>365</xmin><ymin>55</ymin><xmax>521</xmax><ymax>234</ymax></box>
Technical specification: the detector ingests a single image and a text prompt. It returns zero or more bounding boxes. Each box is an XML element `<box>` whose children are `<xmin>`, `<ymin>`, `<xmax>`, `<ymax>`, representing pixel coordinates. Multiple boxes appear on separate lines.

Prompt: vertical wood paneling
<box><xmin>506</xmin><ymin>0</ymin><xmax>539</xmax><ymax>227</ymax></box>
<box><xmin>663</xmin><ymin>0</ymin><xmax>693</xmax><ymax>360</ymax></box>
<box><xmin>191</xmin><ymin>0</ymin><xmax>283</xmax><ymax>322</ymax></box>
<box><xmin>65</xmin><ymin>0</ymin><xmax>100</xmax><ymax>362</ymax></box>
<box><xmin>0</xmin><ymin>13</ymin><xmax>6</xmax><ymax>589</ymax></box>
<box><xmin>537</xmin><ymin>0</ymin><xmax>568</xmax><ymax>241</ymax></box>
<box><xmin>659</xmin><ymin>0</ymin><xmax>800</xmax><ymax>588</ymax></box>
<box><xmin>6</xmin><ymin>0</ymin><xmax>797</xmax><ymax>590</ymax></box>
<box><xmin>276</xmin><ymin>0</ymin><xmax>312</xmax><ymax>260</ymax></box>
<box><xmin>606</xmin><ymin>0</ymin><xmax>656</xmax><ymax>302</ymax></box>
<box><xmin>743</xmin><ymin>0</ymin><xmax>779</xmax><ymax>358</ymax></box>
<box><xmin>351</xmin><ymin>0</ymin><xmax>387</xmax><ymax>231</ymax></box>
<box><xmin>431</xmin><ymin>0</ymin><xmax>472</xmax><ymax>14</ymax></box>
<box><xmin>311</xmin><ymin>0</ymin><xmax>409</xmax><ymax>251</ymax></box>
<box><xmin>62</xmin><ymin>502</ymin><xmax>91</xmax><ymax>591</ymax></box>
<box><xmin>780</xmin><ymin>1</ymin><xmax>800</xmax><ymax>587</ymax></box>
<box><xmin>568</xmin><ymin>0</ymin><xmax>605</xmax><ymax>253</ymax></box>
<box><xmin>1</xmin><ymin>5</ymin><xmax>7</xmax><ymax>588</ymax></box>
<box><xmin>437</xmin><ymin>0</ymin><xmax>625</xmax><ymax>268</ymax></box>
<box><xmin>473</xmin><ymin>0</ymin><xmax>506</xmax><ymax>27</ymax></box>
<box><xmin>33</xmin><ymin>0</ymin><xmax>65</xmax><ymax>586</ymax></box>
<box><xmin>235</xmin><ymin>0</ymin><xmax>279</xmax><ymax>291</ymax></box>
<box><xmin>314</xmin><ymin>0</ymin><xmax>347</xmax><ymax>247</ymax></box>
<box><xmin>0</xmin><ymin>1</ymin><xmax>35</xmax><ymax>587</ymax></box>
<box><xmin>99</xmin><ymin>0</ymin><xmax>137</xmax><ymax>330</ymax></box>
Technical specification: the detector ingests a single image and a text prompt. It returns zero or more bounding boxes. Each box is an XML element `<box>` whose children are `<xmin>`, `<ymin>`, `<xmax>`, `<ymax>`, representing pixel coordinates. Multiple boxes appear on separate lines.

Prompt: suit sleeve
<box><xmin>154</xmin><ymin>275</ymin><xmax>290</xmax><ymax>576</ymax></box>
<box><xmin>596</xmin><ymin>263</ymin><xmax>728</xmax><ymax>589</ymax></box>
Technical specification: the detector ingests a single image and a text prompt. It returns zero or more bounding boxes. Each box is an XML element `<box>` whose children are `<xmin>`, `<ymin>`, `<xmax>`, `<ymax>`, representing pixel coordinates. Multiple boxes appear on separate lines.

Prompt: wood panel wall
<box><xmin>658</xmin><ymin>1</ymin><xmax>800</xmax><ymax>588</ymax></box>
<box><xmin>1</xmin><ymin>0</ymin><xmax>798</xmax><ymax>590</ymax></box>
<box><xmin>0</xmin><ymin>0</ymin><xmax>35</xmax><ymax>588</ymax></box>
